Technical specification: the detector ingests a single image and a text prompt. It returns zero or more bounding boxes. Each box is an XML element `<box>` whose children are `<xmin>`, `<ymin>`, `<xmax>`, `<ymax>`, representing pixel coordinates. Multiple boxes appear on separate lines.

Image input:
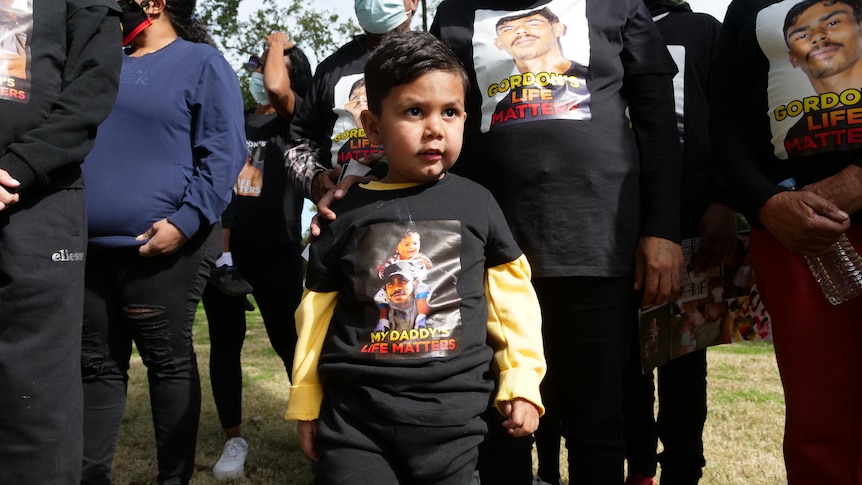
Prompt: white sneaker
<box><xmin>213</xmin><ymin>437</ymin><xmax>248</xmax><ymax>480</ymax></box>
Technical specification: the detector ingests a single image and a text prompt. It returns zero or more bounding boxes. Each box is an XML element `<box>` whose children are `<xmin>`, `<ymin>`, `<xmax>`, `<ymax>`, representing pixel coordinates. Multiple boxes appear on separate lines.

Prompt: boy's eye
<box><xmin>407</xmin><ymin>107</ymin><xmax>422</xmax><ymax>116</ymax></box>
<box><xmin>443</xmin><ymin>108</ymin><xmax>460</xmax><ymax>118</ymax></box>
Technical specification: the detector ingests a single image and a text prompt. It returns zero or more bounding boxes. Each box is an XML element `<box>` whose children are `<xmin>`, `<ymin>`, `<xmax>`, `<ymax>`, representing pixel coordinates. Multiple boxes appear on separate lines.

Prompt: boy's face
<box><xmin>362</xmin><ymin>71</ymin><xmax>467</xmax><ymax>184</ymax></box>
<box><xmin>396</xmin><ymin>233</ymin><xmax>420</xmax><ymax>259</ymax></box>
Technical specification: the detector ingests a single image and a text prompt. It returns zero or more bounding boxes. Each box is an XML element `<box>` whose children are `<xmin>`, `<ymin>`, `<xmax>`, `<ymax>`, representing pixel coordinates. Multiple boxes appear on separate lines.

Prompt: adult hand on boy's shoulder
<box><xmin>310</xmin><ymin>167</ymin><xmax>341</xmax><ymax>205</ymax></box>
<box><xmin>298</xmin><ymin>419</ymin><xmax>320</xmax><ymax>461</ymax></box>
<box><xmin>309</xmin><ymin>160</ymin><xmax>383</xmax><ymax>238</ymax></box>
<box><xmin>502</xmin><ymin>397</ymin><xmax>540</xmax><ymax>438</ymax></box>
<box><xmin>310</xmin><ymin>152</ymin><xmax>383</xmax><ymax>205</ymax></box>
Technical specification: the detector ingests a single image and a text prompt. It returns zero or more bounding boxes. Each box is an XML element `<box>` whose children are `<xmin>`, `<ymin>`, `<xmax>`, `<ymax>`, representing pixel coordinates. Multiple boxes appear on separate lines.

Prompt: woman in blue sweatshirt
<box><xmin>79</xmin><ymin>0</ymin><xmax>245</xmax><ymax>483</ymax></box>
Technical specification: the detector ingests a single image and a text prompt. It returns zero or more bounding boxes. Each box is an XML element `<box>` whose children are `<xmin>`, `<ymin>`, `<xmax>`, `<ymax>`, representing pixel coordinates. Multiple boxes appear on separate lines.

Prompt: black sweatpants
<box><xmin>0</xmin><ymin>188</ymin><xmax>87</xmax><ymax>484</ymax></box>
<box><xmin>315</xmin><ymin>397</ymin><xmax>486</xmax><ymax>485</ymax></box>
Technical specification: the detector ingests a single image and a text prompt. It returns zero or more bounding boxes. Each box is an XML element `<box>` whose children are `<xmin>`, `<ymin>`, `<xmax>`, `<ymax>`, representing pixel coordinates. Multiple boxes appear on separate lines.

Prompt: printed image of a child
<box><xmin>373</xmin><ymin>229</ymin><xmax>433</xmax><ymax>331</ymax></box>
<box><xmin>285</xmin><ymin>30</ymin><xmax>545</xmax><ymax>484</ymax></box>
<box><xmin>376</xmin><ymin>228</ymin><xmax>433</xmax><ymax>280</ymax></box>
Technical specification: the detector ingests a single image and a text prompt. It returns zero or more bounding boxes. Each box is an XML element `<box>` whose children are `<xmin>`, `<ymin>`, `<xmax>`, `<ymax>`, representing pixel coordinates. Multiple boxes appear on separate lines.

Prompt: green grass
<box><xmin>111</xmin><ymin>307</ymin><xmax>785</xmax><ymax>484</ymax></box>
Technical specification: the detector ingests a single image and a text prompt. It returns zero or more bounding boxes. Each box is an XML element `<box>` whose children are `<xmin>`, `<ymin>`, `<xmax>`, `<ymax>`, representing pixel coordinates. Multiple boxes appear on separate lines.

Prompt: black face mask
<box><xmin>118</xmin><ymin>0</ymin><xmax>152</xmax><ymax>46</ymax></box>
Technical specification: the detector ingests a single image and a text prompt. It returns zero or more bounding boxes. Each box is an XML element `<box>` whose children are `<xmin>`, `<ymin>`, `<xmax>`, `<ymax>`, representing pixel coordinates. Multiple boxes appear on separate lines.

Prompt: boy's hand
<box><xmin>501</xmin><ymin>398</ymin><xmax>540</xmax><ymax>437</ymax></box>
<box><xmin>297</xmin><ymin>419</ymin><xmax>320</xmax><ymax>461</ymax></box>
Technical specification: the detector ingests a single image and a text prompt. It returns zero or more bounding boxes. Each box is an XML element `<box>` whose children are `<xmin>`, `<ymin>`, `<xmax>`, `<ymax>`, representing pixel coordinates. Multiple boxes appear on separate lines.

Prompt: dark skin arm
<box><xmin>759</xmin><ymin>189</ymin><xmax>849</xmax><ymax>255</ymax></box>
<box><xmin>263</xmin><ymin>32</ymin><xmax>297</xmax><ymax>120</ymax></box>
<box><xmin>691</xmin><ymin>202</ymin><xmax>738</xmax><ymax>273</ymax></box>
<box><xmin>634</xmin><ymin>236</ymin><xmax>684</xmax><ymax>307</ymax></box>
<box><xmin>801</xmin><ymin>164</ymin><xmax>862</xmax><ymax>216</ymax></box>
<box><xmin>309</xmin><ymin>155</ymin><xmax>384</xmax><ymax>237</ymax></box>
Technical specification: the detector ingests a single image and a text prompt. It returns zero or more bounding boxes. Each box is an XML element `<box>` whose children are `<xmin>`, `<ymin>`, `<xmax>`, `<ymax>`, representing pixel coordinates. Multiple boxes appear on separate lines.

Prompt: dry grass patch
<box><xmin>112</xmin><ymin>308</ymin><xmax>785</xmax><ymax>484</ymax></box>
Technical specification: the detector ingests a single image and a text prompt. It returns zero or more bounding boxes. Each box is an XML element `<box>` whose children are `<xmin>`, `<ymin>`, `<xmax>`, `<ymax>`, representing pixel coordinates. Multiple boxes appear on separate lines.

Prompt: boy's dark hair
<box><xmin>364</xmin><ymin>30</ymin><xmax>469</xmax><ymax>115</ymax></box>
<box><xmin>784</xmin><ymin>0</ymin><xmax>862</xmax><ymax>45</ymax></box>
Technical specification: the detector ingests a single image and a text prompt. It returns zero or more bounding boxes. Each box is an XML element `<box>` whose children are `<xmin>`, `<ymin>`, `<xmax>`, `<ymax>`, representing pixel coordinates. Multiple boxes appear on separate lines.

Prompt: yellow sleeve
<box><xmin>283</xmin><ymin>289</ymin><xmax>336</xmax><ymax>421</ymax></box>
<box><xmin>486</xmin><ymin>254</ymin><xmax>546</xmax><ymax>417</ymax></box>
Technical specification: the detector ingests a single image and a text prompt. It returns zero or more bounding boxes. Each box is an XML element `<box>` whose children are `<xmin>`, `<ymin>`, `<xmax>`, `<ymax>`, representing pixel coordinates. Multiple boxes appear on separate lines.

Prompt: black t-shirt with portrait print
<box><xmin>289</xmin><ymin>36</ymin><xmax>383</xmax><ymax>169</ymax></box>
<box><xmin>305</xmin><ymin>173</ymin><xmax>523</xmax><ymax>427</ymax></box>
<box><xmin>432</xmin><ymin>0</ymin><xmax>680</xmax><ymax>278</ymax></box>
<box><xmin>230</xmin><ymin>106</ymin><xmax>304</xmax><ymax>261</ymax></box>
<box><xmin>711</xmin><ymin>0</ymin><xmax>862</xmax><ymax>225</ymax></box>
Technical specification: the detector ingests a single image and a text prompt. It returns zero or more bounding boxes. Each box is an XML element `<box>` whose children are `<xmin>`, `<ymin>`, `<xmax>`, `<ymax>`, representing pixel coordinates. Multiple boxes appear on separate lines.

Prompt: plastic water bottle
<box><xmin>778</xmin><ymin>178</ymin><xmax>862</xmax><ymax>305</ymax></box>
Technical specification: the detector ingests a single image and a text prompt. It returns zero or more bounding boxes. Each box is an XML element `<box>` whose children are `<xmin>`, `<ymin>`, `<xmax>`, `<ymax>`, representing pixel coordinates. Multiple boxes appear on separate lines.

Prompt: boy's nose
<box><xmin>424</xmin><ymin>117</ymin><xmax>443</xmax><ymax>138</ymax></box>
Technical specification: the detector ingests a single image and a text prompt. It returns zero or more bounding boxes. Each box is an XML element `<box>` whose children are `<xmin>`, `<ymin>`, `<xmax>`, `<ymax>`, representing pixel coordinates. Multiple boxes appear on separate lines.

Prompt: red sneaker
<box><xmin>625</xmin><ymin>475</ymin><xmax>657</xmax><ymax>485</ymax></box>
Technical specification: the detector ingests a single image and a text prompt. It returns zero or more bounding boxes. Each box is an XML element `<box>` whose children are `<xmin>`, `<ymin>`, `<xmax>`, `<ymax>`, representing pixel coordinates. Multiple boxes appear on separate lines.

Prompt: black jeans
<box><xmin>201</xmin><ymin>245</ymin><xmax>303</xmax><ymax>429</ymax></box>
<box><xmin>533</xmin><ymin>276</ymin><xmax>637</xmax><ymax>485</ymax></box>
<box><xmin>623</xmin><ymin>346</ymin><xmax>707</xmax><ymax>484</ymax></box>
<box><xmin>81</xmin><ymin>224</ymin><xmax>220</xmax><ymax>485</ymax></box>
<box><xmin>0</xmin><ymin>188</ymin><xmax>87</xmax><ymax>484</ymax></box>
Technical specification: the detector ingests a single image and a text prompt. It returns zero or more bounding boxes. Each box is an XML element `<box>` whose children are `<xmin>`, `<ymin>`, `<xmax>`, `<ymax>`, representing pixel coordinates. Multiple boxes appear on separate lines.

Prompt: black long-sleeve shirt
<box><xmin>0</xmin><ymin>0</ymin><xmax>122</xmax><ymax>193</ymax></box>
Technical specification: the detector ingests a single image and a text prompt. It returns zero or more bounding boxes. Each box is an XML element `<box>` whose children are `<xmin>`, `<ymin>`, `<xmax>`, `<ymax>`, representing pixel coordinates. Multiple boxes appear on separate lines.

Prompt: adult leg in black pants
<box><xmin>534</xmin><ymin>338</ymin><xmax>562</xmax><ymax>484</ymax></box>
<box><xmin>622</xmin><ymin>343</ymin><xmax>707</xmax><ymax>485</ymax></box>
<box><xmin>477</xmin><ymin>406</ymin><xmax>535</xmax><ymax>485</ymax></box>
<box><xmin>534</xmin><ymin>276</ymin><xmax>637</xmax><ymax>485</ymax></box>
<box><xmin>622</xmin><ymin>326</ymin><xmax>658</xmax><ymax>484</ymax></box>
<box><xmin>201</xmin><ymin>245</ymin><xmax>303</xmax><ymax>480</ymax></box>
<box><xmin>656</xmin><ymin>350</ymin><xmax>707</xmax><ymax>484</ymax></box>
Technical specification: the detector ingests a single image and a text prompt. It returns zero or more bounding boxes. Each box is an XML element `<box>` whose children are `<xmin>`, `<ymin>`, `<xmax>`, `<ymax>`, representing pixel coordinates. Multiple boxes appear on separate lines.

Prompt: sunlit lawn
<box><xmin>111</xmin><ymin>307</ymin><xmax>784</xmax><ymax>484</ymax></box>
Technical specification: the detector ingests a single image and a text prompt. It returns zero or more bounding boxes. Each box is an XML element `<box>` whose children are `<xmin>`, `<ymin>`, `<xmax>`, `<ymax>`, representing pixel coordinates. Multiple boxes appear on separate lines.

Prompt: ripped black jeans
<box><xmin>80</xmin><ymin>224</ymin><xmax>219</xmax><ymax>485</ymax></box>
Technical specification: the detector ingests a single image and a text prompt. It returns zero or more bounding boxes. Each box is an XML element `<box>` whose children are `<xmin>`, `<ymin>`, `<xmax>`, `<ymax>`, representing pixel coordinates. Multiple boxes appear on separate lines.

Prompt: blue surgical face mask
<box><xmin>248</xmin><ymin>72</ymin><xmax>268</xmax><ymax>105</ymax></box>
<box><xmin>354</xmin><ymin>0</ymin><xmax>409</xmax><ymax>34</ymax></box>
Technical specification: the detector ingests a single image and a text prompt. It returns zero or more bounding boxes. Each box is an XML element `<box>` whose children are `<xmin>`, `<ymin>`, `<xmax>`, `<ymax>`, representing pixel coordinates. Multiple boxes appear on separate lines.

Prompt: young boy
<box><xmin>285</xmin><ymin>30</ymin><xmax>545</xmax><ymax>484</ymax></box>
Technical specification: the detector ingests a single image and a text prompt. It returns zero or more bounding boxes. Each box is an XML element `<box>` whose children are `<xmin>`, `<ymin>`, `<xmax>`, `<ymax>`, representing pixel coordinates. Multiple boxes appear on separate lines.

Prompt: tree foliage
<box><xmin>196</xmin><ymin>0</ymin><xmax>447</xmax><ymax>107</ymax></box>
<box><xmin>197</xmin><ymin>0</ymin><xmax>359</xmax><ymax>105</ymax></box>
<box><xmin>199</xmin><ymin>0</ymin><xmax>358</xmax><ymax>62</ymax></box>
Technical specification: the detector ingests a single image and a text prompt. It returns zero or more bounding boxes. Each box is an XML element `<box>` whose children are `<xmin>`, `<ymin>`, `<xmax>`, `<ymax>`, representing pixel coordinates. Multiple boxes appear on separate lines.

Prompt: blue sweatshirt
<box><xmin>83</xmin><ymin>38</ymin><xmax>245</xmax><ymax>247</ymax></box>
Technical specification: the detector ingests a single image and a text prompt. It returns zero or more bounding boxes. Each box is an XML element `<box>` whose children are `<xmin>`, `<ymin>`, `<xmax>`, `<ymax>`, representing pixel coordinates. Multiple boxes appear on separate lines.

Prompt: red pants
<box><xmin>751</xmin><ymin>227</ymin><xmax>862</xmax><ymax>484</ymax></box>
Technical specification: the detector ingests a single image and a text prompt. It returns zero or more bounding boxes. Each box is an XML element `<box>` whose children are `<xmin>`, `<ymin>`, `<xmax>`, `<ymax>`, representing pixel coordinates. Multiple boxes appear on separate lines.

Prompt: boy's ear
<box><xmin>360</xmin><ymin>110</ymin><xmax>383</xmax><ymax>145</ymax></box>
